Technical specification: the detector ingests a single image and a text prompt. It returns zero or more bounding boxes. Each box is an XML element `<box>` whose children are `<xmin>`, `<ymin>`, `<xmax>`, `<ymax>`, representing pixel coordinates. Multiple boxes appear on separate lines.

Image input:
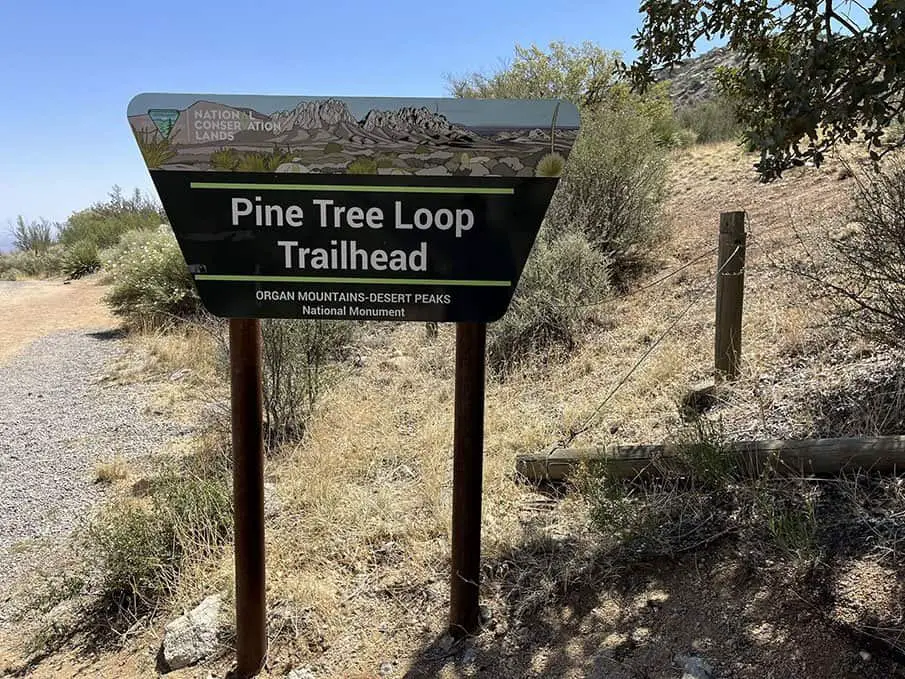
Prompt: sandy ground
<box><xmin>0</xmin><ymin>279</ymin><xmax>116</xmax><ymax>365</ymax></box>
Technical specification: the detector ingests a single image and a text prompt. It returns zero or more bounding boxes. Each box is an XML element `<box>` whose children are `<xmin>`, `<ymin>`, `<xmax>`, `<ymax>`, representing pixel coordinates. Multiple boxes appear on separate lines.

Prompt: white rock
<box><xmin>264</xmin><ymin>482</ymin><xmax>281</xmax><ymax>518</ymax></box>
<box><xmin>275</xmin><ymin>163</ymin><xmax>310</xmax><ymax>173</ymax></box>
<box><xmin>415</xmin><ymin>166</ymin><xmax>451</xmax><ymax>176</ymax></box>
<box><xmin>160</xmin><ymin>595</ymin><xmax>222</xmax><ymax>671</ymax></box>
<box><xmin>287</xmin><ymin>668</ymin><xmax>316</xmax><ymax>679</ymax></box>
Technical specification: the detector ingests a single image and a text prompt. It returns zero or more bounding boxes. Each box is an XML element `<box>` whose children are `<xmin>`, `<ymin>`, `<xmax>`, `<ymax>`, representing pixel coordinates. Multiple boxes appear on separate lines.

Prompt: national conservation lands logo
<box><xmin>129</xmin><ymin>93</ymin><xmax>580</xmax><ymax>322</ymax></box>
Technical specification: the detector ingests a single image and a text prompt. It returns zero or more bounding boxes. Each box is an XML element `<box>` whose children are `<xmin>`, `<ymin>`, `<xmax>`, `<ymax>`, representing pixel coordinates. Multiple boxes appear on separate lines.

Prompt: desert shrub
<box><xmin>61</xmin><ymin>239</ymin><xmax>100</xmax><ymax>279</ymax></box>
<box><xmin>135</xmin><ymin>129</ymin><xmax>176</xmax><ymax>168</ymax></box>
<box><xmin>262</xmin><ymin>319</ymin><xmax>355</xmax><ymax>446</ymax></box>
<box><xmin>237</xmin><ymin>149</ymin><xmax>294</xmax><ymax>172</ymax></box>
<box><xmin>535</xmin><ymin>152</ymin><xmax>566</xmax><ymax>177</ymax></box>
<box><xmin>85</xmin><ymin>440</ymin><xmax>232</xmax><ymax>617</ymax></box>
<box><xmin>59</xmin><ymin>187</ymin><xmax>165</xmax><ymax>252</ymax></box>
<box><xmin>210</xmin><ymin>147</ymin><xmax>240</xmax><ymax>170</ymax></box>
<box><xmin>101</xmin><ymin>225</ymin><xmax>200</xmax><ymax>325</ymax></box>
<box><xmin>792</xmin><ymin>159</ymin><xmax>905</xmax><ymax>347</ymax></box>
<box><xmin>677</xmin><ymin>97</ymin><xmax>744</xmax><ymax>144</ymax></box>
<box><xmin>11</xmin><ymin>216</ymin><xmax>55</xmax><ymax>254</ymax></box>
<box><xmin>546</xmin><ymin>106</ymin><xmax>668</xmax><ymax>288</ymax></box>
<box><xmin>346</xmin><ymin>157</ymin><xmax>378</xmax><ymax>174</ymax></box>
<box><xmin>0</xmin><ymin>244</ymin><xmax>65</xmax><ymax>278</ymax></box>
<box><xmin>488</xmin><ymin>231</ymin><xmax>609</xmax><ymax>374</ymax></box>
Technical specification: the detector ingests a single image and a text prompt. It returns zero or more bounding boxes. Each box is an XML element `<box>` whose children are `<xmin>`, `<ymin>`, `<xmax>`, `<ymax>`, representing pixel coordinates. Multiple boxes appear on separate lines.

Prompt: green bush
<box><xmin>488</xmin><ymin>231</ymin><xmax>609</xmax><ymax>374</ymax></box>
<box><xmin>677</xmin><ymin>97</ymin><xmax>744</xmax><ymax>144</ymax></box>
<box><xmin>0</xmin><ymin>244</ymin><xmax>65</xmax><ymax>279</ymax></box>
<box><xmin>262</xmin><ymin>319</ymin><xmax>355</xmax><ymax>446</ymax></box>
<box><xmin>101</xmin><ymin>225</ymin><xmax>200</xmax><ymax>325</ymax></box>
<box><xmin>346</xmin><ymin>157</ymin><xmax>379</xmax><ymax>174</ymax></box>
<box><xmin>545</xmin><ymin>106</ymin><xmax>668</xmax><ymax>288</ymax></box>
<box><xmin>59</xmin><ymin>187</ymin><xmax>165</xmax><ymax>252</ymax></box>
<box><xmin>135</xmin><ymin>129</ymin><xmax>177</xmax><ymax>168</ymax></box>
<box><xmin>535</xmin><ymin>152</ymin><xmax>566</xmax><ymax>177</ymax></box>
<box><xmin>61</xmin><ymin>239</ymin><xmax>100</xmax><ymax>279</ymax></box>
<box><xmin>210</xmin><ymin>147</ymin><xmax>241</xmax><ymax>171</ymax></box>
<box><xmin>85</xmin><ymin>442</ymin><xmax>232</xmax><ymax>617</ymax></box>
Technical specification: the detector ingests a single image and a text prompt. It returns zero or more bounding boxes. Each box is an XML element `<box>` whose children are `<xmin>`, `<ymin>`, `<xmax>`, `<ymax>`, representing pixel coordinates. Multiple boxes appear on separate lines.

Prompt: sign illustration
<box><xmin>128</xmin><ymin>94</ymin><xmax>580</xmax><ymax>322</ymax></box>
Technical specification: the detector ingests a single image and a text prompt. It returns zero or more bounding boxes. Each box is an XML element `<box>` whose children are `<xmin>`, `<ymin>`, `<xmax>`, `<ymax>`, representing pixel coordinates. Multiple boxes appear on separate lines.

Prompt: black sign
<box><xmin>130</xmin><ymin>94</ymin><xmax>580</xmax><ymax>322</ymax></box>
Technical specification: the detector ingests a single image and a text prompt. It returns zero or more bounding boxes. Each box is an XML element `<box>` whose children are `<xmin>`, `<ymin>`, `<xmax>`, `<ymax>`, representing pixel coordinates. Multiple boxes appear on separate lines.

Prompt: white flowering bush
<box><xmin>101</xmin><ymin>225</ymin><xmax>200</xmax><ymax>325</ymax></box>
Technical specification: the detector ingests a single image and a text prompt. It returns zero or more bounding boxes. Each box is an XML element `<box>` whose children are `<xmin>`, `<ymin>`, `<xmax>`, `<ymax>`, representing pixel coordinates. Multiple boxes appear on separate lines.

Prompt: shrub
<box><xmin>59</xmin><ymin>187</ymin><xmax>165</xmax><ymax>252</ymax></box>
<box><xmin>792</xmin><ymin>159</ymin><xmax>905</xmax><ymax>347</ymax></box>
<box><xmin>545</xmin><ymin>106</ymin><xmax>668</xmax><ymax>288</ymax></box>
<box><xmin>488</xmin><ymin>231</ymin><xmax>609</xmax><ymax>374</ymax></box>
<box><xmin>535</xmin><ymin>152</ymin><xmax>566</xmax><ymax>177</ymax></box>
<box><xmin>210</xmin><ymin>147</ymin><xmax>241</xmax><ymax>171</ymax></box>
<box><xmin>11</xmin><ymin>216</ymin><xmax>56</xmax><ymax>254</ymax></box>
<box><xmin>135</xmin><ymin>129</ymin><xmax>176</xmax><ymax>168</ymax></box>
<box><xmin>262</xmin><ymin>320</ymin><xmax>355</xmax><ymax>446</ymax></box>
<box><xmin>85</xmin><ymin>440</ymin><xmax>232</xmax><ymax>618</ymax></box>
<box><xmin>101</xmin><ymin>225</ymin><xmax>200</xmax><ymax>325</ymax></box>
<box><xmin>0</xmin><ymin>244</ymin><xmax>65</xmax><ymax>279</ymax></box>
<box><xmin>61</xmin><ymin>239</ymin><xmax>100</xmax><ymax>279</ymax></box>
<box><xmin>677</xmin><ymin>97</ymin><xmax>744</xmax><ymax>144</ymax></box>
<box><xmin>346</xmin><ymin>158</ymin><xmax>378</xmax><ymax>174</ymax></box>
<box><xmin>236</xmin><ymin>149</ymin><xmax>293</xmax><ymax>172</ymax></box>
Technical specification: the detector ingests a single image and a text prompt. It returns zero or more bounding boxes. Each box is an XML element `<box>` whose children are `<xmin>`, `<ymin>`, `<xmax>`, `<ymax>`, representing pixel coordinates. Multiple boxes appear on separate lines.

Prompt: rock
<box><xmin>159</xmin><ymin>595</ymin><xmax>222</xmax><ymax>672</ymax></box>
<box><xmin>378</xmin><ymin>660</ymin><xmax>395</xmax><ymax>676</ymax></box>
<box><xmin>859</xmin><ymin>650</ymin><xmax>872</xmax><ymax>662</ymax></box>
<box><xmin>461</xmin><ymin>646</ymin><xmax>478</xmax><ymax>665</ymax></box>
<box><xmin>415</xmin><ymin>166</ymin><xmax>451</xmax><ymax>176</ymax></box>
<box><xmin>468</xmin><ymin>164</ymin><xmax>490</xmax><ymax>176</ymax></box>
<box><xmin>438</xmin><ymin>633</ymin><xmax>456</xmax><ymax>652</ymax></box>
<box><xmin>676</xmin><ymin>654</ymin><xmax>714</xmax><ymax>679</ymax></box>
<box><xmin>500</xmin><ymin>157</ymin><xmax>524</xmax><ymax>171</ymax></box>
<box><xmin>264</xmin><ymin>482</ymin><xmax>281</xmax><ymax>518</ymax></box>
<box><xmin>287</xmin><ymin>668</ymin><xmax>316</xmax><ymax>679</ymax></box>
<box><xmin>276</xmin><ymin>163</ymin><xmax>311</xmax><ymax>173</ymax></box>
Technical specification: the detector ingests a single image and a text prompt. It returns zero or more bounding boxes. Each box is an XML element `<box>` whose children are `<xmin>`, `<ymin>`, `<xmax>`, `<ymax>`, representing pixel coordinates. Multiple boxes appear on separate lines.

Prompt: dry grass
<box><xmin>93</xmin><ymin>458</ymin><xmax>129</xmax><ymax>485</ymax></box>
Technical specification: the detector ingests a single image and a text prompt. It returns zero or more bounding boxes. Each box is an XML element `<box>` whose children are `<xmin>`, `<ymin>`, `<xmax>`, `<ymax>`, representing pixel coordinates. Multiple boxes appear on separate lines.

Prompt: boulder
<box><xmin>159</xmin><ymin>595</ymin><xmax>222</xmax><ymax>672</ymax></box>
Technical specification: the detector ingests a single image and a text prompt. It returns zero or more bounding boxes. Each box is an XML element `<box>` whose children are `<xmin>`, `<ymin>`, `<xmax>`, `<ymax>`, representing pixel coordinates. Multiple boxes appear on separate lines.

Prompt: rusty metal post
<box><xmin>449</xmin><ymin>322</ymin><xmax>486</xmax><ymax>637</ymax></box>
<box><xmin>229</xmin><ymin>318</ymin><xmax>267</xmax><ymax>677</ymax></box>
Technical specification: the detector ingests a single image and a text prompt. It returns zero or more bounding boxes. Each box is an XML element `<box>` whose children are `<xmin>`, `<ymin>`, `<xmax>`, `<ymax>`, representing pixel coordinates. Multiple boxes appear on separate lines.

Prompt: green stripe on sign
<box><xmin>194</xmin><ymin>274</ymin><xmax>512</xmax><ymax>287</ymax></box>
<box><xmin>189</xmin><ymin>182</ymin><xmax>514</xmax><ymax>195</ymax></box>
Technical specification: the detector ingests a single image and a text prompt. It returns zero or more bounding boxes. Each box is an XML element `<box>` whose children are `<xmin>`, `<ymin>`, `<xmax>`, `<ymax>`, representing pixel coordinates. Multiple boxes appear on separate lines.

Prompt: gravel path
<box><xmin>0</xmin><ymin>329</ymin><xmax>190</xmax><ymax>623</ymax></box>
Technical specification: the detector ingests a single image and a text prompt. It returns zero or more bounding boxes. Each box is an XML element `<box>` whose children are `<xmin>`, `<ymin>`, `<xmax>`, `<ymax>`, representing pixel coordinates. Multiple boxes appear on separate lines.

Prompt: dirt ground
<box><xmin>0</xmin><ymin>278</ymin><xmax>115</xmax><ymax>365</ymax></box>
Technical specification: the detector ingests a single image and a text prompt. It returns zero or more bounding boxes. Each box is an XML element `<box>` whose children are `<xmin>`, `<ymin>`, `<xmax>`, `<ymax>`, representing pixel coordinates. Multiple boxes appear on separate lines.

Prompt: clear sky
<box><xmin>0</xmin><ymin>0</ymin><xmax>648</xmax><ymax>249</ymax></box>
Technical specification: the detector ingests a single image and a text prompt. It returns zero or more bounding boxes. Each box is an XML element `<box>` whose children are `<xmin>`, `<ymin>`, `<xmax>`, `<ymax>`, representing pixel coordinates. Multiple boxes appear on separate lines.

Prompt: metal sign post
<box><xmin>449</xmin><ymin>322</ymin><xmax>487</xmax><ymax>636</ymax></box>
<box><xmin>128</xmin><ymin>93</ymin><xmax>580</xmax><ymax>673</ymax></box>
<box><xmin>229</xmin><ymin>319</ymin><xmax>267</xmax><ymax>677</ymax></box>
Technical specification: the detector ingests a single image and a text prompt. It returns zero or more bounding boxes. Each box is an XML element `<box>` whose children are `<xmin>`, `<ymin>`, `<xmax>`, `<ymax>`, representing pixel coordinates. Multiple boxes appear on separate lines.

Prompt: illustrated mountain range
<box><xmin>129</xmin><ymin>98</ymin><xmax>577</xmax><ymax>148</ymax></box>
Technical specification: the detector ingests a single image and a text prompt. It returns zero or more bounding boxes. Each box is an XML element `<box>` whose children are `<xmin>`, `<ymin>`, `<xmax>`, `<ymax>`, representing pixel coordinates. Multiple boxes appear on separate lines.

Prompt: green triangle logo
<box><xmin>148</xmin><ymin>109</ymin><xmax>180</xmax><ymax>138</ymax></box>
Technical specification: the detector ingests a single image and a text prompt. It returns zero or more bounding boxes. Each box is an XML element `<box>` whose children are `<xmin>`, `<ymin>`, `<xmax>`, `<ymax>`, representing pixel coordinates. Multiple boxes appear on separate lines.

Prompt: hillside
<box><xmin>2</xmin><ymin>142</ymin><xmax>903</xmax><ymax>679</ymax></box>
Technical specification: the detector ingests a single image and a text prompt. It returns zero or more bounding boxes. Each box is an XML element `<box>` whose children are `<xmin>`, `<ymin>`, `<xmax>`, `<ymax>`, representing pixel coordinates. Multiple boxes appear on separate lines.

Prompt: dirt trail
<box><xmin>0</xmin><ymin>279</ymin><xmax>115</xmax><ymax>365</ymax></box>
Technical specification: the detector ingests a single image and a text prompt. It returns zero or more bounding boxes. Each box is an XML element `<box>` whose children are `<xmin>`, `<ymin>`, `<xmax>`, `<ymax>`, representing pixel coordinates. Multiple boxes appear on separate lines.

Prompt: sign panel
<box><xmin>128</xmin><ymin>94</ymin><xmax>580</xmax><ymax>322</ymax></box>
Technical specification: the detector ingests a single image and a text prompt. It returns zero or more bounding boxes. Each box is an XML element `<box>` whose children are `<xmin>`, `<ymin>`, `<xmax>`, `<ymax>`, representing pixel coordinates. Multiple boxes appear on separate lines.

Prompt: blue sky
<box><xmin>0</xmin><ymin>0</ymin><xmax>649</xmax><ymax>250</ymax></box>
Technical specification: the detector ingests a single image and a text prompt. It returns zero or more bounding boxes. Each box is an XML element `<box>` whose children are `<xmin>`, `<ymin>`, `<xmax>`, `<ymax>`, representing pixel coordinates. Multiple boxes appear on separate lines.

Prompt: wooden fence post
<box><xmin>715</xmin><ymin>211</ymin><xmax>746</xmax><ymax>380</ymax></box>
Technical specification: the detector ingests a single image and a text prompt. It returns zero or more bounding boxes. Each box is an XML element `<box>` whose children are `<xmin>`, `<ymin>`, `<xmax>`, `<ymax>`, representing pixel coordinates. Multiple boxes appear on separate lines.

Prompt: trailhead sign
<box><xmin>128</xmin><ymin>94</ymin><xmax>580</xmax><ymax>322</ymax></box>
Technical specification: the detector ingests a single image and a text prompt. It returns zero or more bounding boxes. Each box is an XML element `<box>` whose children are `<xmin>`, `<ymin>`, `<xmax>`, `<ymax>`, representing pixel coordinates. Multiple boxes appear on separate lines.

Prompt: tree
<box><xmin>448</xmin><ymin>41</ymin><xmax>619</xmax><ymax>109</ymax></box>
<box><xmin>629</xmin><ymin>0</ymin><xmax>905</xmax><ymax>179</ymax></box>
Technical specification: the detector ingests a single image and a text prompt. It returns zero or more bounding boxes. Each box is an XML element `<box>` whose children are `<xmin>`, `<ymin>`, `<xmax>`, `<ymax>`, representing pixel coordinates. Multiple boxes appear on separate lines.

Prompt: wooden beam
<box><xmin>515</xmin><ymin>436</ymin><xmax>905</xmax><ymax>483</ymax></box>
